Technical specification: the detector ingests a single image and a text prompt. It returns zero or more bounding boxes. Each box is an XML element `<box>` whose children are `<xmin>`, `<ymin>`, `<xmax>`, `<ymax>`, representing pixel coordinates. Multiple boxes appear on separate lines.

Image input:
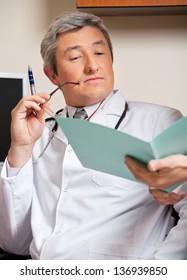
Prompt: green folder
<box><xmin>56</xmin><ymin>116</ymin><xmax>187</xmax><ymax>193</ymax></box>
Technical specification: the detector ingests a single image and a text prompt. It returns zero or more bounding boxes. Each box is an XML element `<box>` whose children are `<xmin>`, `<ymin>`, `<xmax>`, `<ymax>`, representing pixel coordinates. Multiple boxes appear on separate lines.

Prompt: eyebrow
<box><xmin>64</xmin><ymin>40</ymin><xmax>106</xmax><ymax>54</ymax></box>
<box><xmin>92</xmin><ymin>40</ymin><xmax>106</xmax><ymax>46</ymax></box>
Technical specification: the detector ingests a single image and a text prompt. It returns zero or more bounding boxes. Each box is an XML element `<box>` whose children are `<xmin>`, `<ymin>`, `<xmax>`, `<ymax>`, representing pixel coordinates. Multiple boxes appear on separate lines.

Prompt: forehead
<box><xmin>56</xmin><ymin>26</ymin><xmax>108</xmax><ymax>51</ymax></box>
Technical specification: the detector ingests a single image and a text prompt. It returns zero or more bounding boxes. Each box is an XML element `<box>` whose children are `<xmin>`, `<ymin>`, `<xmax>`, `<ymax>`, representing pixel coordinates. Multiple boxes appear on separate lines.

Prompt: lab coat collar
<box><xmin>103</xmin><ymin>89</ymin><xmax>126</xmax><ymax>116</ymax></box>
<box><xmin>88</xmin><ymin>89</ymin><xmax>127</xmax><ymax>127</ymax></box>
<box><xmin>55</xmin><ymin>89</ymin><xmax>126</xmax><ymax>140</ymax></box>
<box><xmin>63</xmin><ymin>89</ymin><xmax>126</xmax><ymax>121</ymax></box>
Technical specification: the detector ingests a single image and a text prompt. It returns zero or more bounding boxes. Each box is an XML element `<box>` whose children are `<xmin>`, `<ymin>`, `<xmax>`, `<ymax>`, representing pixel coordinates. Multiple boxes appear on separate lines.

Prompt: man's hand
<box><xmin>125</xmin><ymin>155</ymin><xmax>187</xmax><ymax>205</ymax></box>
<box><xmin>7</xmin><ymin>93</ymin><xmax>50</xmax><ymax>168</ymax></box>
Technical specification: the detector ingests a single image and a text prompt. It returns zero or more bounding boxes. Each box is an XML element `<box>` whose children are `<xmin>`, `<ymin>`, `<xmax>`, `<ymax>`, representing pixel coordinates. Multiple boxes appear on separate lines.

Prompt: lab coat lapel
<box><xmin>91</xmin><ymin>90</ymin><xmax>127</xmax><ymax>128</ymax></box>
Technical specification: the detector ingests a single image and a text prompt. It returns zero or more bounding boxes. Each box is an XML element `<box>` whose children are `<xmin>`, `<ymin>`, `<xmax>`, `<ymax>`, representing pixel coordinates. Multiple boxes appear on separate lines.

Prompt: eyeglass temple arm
<box><xmin>44</xmin><ymin>81</ymin><xmax>79</xmax><ymax>117</ymax></box>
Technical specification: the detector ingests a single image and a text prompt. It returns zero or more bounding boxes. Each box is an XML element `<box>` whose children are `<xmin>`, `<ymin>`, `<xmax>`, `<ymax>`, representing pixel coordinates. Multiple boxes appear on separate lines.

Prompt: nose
<box><xmin>85</xmin><ymin>55</ymin><xmax>99</xmax><ymax>74</ymax></box>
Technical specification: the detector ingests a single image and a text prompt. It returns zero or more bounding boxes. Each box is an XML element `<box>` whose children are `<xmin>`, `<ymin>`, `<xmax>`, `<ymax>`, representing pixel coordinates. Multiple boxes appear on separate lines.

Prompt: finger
<box><xmin>12</xmin><ymin>96</ymin><xmax>49</xmax><ymax>117</ymax></box>
<box><xmin>148</xmin><ymin>155</ymin><xmax>187</xmax><ymax>171</ymax></box>
<box><xmin>20</xmin><ymin>94</ymin><xmax>49</xmax><ymax>105</ymax></box>
<box><xmin>125</xmin><ymin>156</ymin><xmax>187</xmax><ymax>190</ymax></box>
<box><xmin>170</xmin><ymin>191</ymin><xmax>186</xmax><ymax>201</ymax></box>
<box><xmin>150</xmin><ymin>188</ymin><xmax>186</xmax><ymax>205</ymax></box>
<box><xmin>150</xmin><ymin>192</ymin><xmax>176</xmax><ymax>205</ymax></box>
<box><xmin>125</xmin><ymin>156</ymin><xmax>153</xmax><ymax>184</ymax></box>
<box><xmin>125</xmin><ymin>156</ymin><xmax>146</xmax><ymax>175</ymax></box>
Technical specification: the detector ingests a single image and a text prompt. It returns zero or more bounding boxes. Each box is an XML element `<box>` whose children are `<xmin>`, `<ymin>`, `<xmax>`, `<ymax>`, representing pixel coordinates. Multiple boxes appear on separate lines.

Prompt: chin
<box><xmin>89</xmin><ymin>89</ymin><xmax>111</xmax><ymax>100</ymax></box>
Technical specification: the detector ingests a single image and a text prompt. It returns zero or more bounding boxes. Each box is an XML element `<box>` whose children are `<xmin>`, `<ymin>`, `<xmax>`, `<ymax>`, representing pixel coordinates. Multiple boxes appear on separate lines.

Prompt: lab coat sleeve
<box><xmin>0</xmin><ymin>158</ymin><xmax>33</xmax><ymax>255</ymax></box>
<box><xmin>153</xmin><ymin>182</ymin><xmax>187</xmax><ymax>259</ymax></box>
<box><xmin>149</xmin><ymin>107</ymin><xmax>187</xmax><ymax>259</ymax></box>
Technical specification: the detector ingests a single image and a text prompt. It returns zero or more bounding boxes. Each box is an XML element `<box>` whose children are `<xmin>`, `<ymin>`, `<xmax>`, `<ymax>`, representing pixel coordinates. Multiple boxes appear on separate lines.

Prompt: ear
<box><xmin>44</xmin><ymin>67</ymin><xmax>59</xmax><ymax>86</ymax></box>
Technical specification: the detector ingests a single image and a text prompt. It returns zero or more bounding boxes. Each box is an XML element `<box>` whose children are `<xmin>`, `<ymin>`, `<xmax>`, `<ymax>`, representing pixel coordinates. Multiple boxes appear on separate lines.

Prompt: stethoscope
<box><xmin>34</xmin><ymin>101</ymin><xmax>128</xmax><ymax>161</ymax></box>
<box><xmin>114</xmin><ymin>101</ymin><xmax>128</xmax><ymax>130</ymax></box>
<box><xmin>47</xmin><ymin>100</ymin><xmax>128</xmax><ymax>131</ymax></box>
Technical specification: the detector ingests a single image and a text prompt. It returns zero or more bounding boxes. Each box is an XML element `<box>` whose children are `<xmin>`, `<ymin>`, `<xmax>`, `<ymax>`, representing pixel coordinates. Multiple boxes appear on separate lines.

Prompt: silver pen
<box><xmin>28</xmin><ymin>65</ymin><xmax>36</xmax><ymax>95</ymax></box>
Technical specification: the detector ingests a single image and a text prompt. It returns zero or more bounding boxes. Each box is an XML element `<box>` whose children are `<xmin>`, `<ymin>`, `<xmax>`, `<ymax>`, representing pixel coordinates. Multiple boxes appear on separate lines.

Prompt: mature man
<box><xmin>0</xmin><ymin>12</ymin><xmax>186</xmax><ymax>259</ymax></box>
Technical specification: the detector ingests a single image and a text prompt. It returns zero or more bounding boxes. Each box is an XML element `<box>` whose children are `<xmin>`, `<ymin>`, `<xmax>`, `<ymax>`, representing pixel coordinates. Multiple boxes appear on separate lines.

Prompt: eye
<box><xmin>95</xmin><ymin>51</ymin><xmax>104</xmax><ymax>56</ymax></box>
<box><xmin>69</xmin><ymin>56</ymin><xmax>81</xmax><ymax>61</ymax></box>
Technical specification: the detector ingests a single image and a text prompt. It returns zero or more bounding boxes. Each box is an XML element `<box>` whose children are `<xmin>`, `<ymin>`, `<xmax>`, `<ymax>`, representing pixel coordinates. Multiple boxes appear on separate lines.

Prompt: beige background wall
<box><xmin>0</xmin><ymin>0</ymin><xmax>187</xmax><ymax>114</ymax></box>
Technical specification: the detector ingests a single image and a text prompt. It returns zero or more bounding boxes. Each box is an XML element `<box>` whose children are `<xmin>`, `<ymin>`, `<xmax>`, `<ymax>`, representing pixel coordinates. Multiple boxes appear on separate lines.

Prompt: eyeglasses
<box><xmin>43</xmin><ymin>81</ymin><xmax>79</xmax><ymax>117</ymax></box>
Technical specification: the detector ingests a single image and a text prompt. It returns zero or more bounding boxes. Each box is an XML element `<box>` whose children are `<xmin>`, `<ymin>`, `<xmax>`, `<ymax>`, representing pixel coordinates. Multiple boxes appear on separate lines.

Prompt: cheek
<box><xmin>106</xmin><ymin>64</ymin><xmax>114</xmax><ymax>85</ymax></box>
<box><xmin>57</xmin><ymin>68</ymin><xmax>76</xmax><ymax>82</ymax></box>
<box><xmin>103</xmin><ymin>59</ymin><xmax>114</xmax><ymax>75</ymax></box>
<box><xmin>56</xmin><ymin>59</ymin><xmax>74</xmax><ymax>79</ymax></box>
<box><xmin>60</xmin><ymin>63</ymin><xmax>81</xmax><ymax>78</ymax></box>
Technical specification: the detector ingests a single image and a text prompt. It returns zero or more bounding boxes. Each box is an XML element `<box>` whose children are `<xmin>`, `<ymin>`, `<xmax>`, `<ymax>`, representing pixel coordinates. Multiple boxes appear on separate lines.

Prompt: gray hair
<box><xmin>40</xmin><ymin>12</ymin><xmax>113</xmax><ymax>74</ymax></box>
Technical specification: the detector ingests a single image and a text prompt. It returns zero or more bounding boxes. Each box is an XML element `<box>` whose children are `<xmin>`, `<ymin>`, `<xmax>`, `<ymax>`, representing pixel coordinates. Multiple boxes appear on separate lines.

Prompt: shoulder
<box><xmin>128</xmin><ymin>100</ymin><xmax>178</xmax><ymax>112</ymax></box>
<box><xmin>124</xmin><ymin>100</ymin><xmax>183</xmax><ymax>139</ymax></box>
<box><xmin>128</xmin><ymin>100</ymin><xmax>182</xmax><ymax>119</ymax></box>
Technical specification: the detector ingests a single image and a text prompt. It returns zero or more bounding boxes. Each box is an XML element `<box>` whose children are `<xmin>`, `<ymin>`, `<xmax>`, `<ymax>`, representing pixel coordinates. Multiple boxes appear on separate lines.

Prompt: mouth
<box><xmin>84</xmin><ymin>77</ymin><xmax>104</xmax><ymax>83</ymax></box>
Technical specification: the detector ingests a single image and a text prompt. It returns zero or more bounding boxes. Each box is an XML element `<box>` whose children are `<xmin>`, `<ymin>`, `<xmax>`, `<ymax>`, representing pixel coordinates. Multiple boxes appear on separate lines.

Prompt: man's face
<box><xmin>50</xmin><ymin>26</ymin><xmax>114</xmax><ymax>107</ymax></box>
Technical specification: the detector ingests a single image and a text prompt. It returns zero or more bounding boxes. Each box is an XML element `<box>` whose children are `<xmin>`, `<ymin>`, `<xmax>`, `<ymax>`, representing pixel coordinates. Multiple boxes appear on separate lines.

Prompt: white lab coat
<box><xmin>0</xmin><ymin>90</ymin><xmax>187</xmax><ymax>259</ymax></box>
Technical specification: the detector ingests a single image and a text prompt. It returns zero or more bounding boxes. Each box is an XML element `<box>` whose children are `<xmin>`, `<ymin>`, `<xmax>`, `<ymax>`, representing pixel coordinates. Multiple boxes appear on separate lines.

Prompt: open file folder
<box><xmin>56</xmin><ymin>116</ymin><xmax>187</xmax><ymax>193</ymax></box>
